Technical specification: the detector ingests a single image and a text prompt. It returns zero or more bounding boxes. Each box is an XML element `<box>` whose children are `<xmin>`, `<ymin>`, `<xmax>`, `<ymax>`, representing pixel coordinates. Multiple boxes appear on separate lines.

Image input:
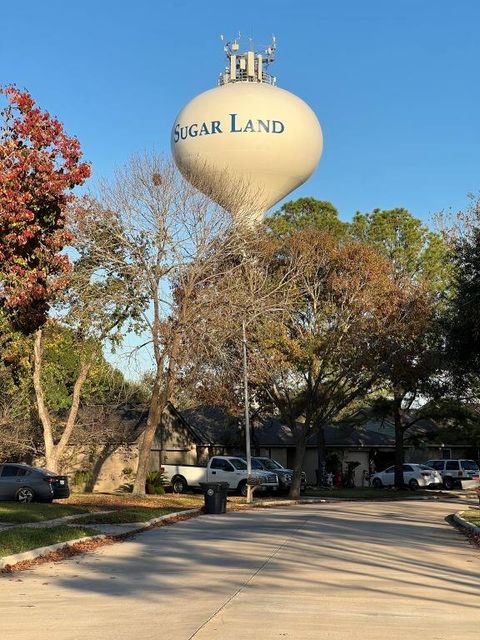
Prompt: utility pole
<box><xmin>242</xmin><ymin>318</ymin><xmax>253</xmax><ymax>503</ymax></box>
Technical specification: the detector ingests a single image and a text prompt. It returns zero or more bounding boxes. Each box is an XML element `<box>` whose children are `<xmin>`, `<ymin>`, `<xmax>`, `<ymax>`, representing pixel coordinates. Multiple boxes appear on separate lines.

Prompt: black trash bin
<box><xmin>199</xmin><ymin>482</ymin><xmax>229</xmax><ymax>514</ymax></box>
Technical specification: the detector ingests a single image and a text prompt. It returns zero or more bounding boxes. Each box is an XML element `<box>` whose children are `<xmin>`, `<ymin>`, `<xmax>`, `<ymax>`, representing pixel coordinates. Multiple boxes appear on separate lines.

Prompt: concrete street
<box><xmin>1</xmin><ymin>500</ymin><xmax>478</xmax><ymax>640</ymax></box>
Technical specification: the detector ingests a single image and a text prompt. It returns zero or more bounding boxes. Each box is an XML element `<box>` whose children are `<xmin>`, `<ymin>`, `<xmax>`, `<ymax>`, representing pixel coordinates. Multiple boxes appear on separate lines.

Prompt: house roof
<box><xmin>65</xmin><ymin>404</ymin><xmax>149</xmax><ymax>445</ymax></box>
<box><xmin>178</xmin><ymin>405</ymin><xmax>242</xmax><ymax>446</ymax></box>
<box><xmin>179</xmin><ymin>405</ymin><xmax>443</xmax><ymax>449</ymax></box>
<box><xmin>66</xmin><ymin>402</ymin><xmax>461</xmax><ymax>451</ymax></box>
<box><xmin>252</xmin><ymin>416</ymin><xmax>397</xmax><ymax>448</ymax></box>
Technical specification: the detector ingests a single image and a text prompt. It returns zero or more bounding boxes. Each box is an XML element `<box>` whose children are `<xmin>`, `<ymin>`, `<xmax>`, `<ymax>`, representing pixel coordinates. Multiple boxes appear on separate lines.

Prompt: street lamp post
<box><xmin>242</xmin><ymin>318</ymin><xmax>253</xmax><ymax>504</ymax></box>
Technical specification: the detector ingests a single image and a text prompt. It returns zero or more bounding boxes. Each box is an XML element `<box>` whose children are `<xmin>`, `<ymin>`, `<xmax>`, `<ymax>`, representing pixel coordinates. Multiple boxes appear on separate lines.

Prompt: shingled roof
<box><xmin>179</xmin><ymin>405</ymin><xmax>440</xmax><ymax>449</ymax></box>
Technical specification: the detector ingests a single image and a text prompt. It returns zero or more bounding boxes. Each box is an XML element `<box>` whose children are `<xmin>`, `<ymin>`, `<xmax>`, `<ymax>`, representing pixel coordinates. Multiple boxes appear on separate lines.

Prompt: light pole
<box><xmin>242</xmin><ymin>318</ymin><xmax>254</xmax><ymax>504</ymax></box>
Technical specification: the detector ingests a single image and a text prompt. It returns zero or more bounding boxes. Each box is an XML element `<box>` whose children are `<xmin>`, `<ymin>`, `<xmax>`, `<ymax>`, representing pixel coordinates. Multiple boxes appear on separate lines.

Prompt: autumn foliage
<box><xmin>0</xmin><ymin>86</ymin><xmax>90</xmax><ymax>332</ymax></box>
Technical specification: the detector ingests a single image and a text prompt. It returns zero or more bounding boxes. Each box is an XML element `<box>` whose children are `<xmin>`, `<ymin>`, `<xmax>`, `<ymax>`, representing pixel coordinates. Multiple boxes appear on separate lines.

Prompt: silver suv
<box><xmin>425</xmin><ymin>459</ymin><xmax>479</xmax><ymax>489</ymax></box>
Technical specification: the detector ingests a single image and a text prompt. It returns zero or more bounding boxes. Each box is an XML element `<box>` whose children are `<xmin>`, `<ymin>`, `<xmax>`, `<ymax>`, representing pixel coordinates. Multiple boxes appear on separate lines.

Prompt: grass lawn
<box><xmin>73</xmin><ymin>506</ymin><xmax>182</xmax><ymax>524</ymax></box>
<box><xmin>64</xmin><ymin>492</ymin><xmax>203</xmax><ymax>511</ymax></box>
<box><xmin>0</xmin><ymin>502</ymin><xmax>93</xmax><ymax>524</ymax></box>
<box><xmin>461</xmin><ymin>510</ymin><xmax>480</xmax><ymax>527</ymax></box>
<box><xmin>0</xmin><ymin>525</ymin><xmax>98</xmax><ymax>558</ymax></box>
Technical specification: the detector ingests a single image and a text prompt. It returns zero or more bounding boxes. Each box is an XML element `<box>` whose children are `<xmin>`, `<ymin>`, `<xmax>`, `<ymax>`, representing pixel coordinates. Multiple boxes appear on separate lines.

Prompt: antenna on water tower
<box><xmin>218</xmin><ymin>35</ymin><xmax>277</xmax><ymax>86</ymax></box>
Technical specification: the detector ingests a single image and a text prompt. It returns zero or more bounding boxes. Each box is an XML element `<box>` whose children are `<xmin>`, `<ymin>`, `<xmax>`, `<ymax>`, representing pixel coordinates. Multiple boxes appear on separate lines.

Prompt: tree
<box><xmin>179</xmin><ymin>230</ymin><xmax>298</xmax><ymax>501</ymax></box>
<box><xmin>351</xmin><ymin>207</ymin><xmax>451</xmax><ymax>488</ymax></box>
<box><xmin>370</xmin><ymin>290</ymin><xmax>441</xmax><ymax>488</ymax></box>
<box><xmin>0</xmin><ymin>312</ymin><xmax>36</xmax><ymax>460</ymax></box>
<box><xmin>73</xmin><ymin>154</ymin><xmax>241</xmax><ymax>495</ymax></box>
<box><xmin>444</xmin><ymin>195</ymin><xmax>480</xmax><ymax>369</ymax></box>
<box><xmin>351</xmin><ymin>207</ymin><xmax>451</xmax><ymax>294</ymax></box>
<box><xmin>267</xmin><ymin>197</ymin><xmax>347</xmax><ymax>238</ymax></box>
<box><xmin>190</xmin><ymin>228</ymin><xmax>408</xmax><ymax>498</ymax></box>
<box><xmin>0</xmin><ymin>86</ymin><xmax>90</xmax><ymax>333</ymax></box>
<box><xmin>0</xmin><ymin>311</ymin><xmax>135</xmax><ymax>465</ymax></box>
<box><xmin>31</xmin><ymin>201</ymin><xmax>141</xmax><ymax>473</ymax></box>
<box><xmin>259</xmin><ymin>231</ymin><xmax>415</xmax><ymax>496</ymax></box>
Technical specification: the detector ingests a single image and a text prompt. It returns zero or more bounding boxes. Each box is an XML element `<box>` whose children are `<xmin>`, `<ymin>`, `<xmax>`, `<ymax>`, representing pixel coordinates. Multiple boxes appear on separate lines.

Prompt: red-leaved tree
<box><xmin>0</xmin><ymin>86</ymin><xmax>90</xmax><ymax>333</ymax></box>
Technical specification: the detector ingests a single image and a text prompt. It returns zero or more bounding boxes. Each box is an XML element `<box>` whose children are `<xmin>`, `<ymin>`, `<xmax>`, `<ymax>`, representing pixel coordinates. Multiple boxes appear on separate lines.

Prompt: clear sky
<box><xmin>4</xmin><ymin>0</ymin><xmax>480</xmax><ymax>377</ymax></box>
<box><xmin>4</xmin><ymin>0</ymin><xmax>480</xmax><ymax>222</ymax></box>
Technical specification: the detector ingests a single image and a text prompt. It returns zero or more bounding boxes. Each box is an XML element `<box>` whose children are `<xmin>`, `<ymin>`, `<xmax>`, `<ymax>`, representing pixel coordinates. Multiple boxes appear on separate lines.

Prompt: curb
<box><xmin>256</xmin><ymin>498</ymin><xmax>328</xmax><ymax>507</ymax></box>
<box><xmin>0</xmin><ymin>508</ymin><xmax>202</xmax><ymax>571</ymax></box>
<box><xmin>453</xmin><ymin>510</ymin><xmax>480</xmax><ymax>535</ymax></box>
<box><xmin>0</xmin><ymin>534</ymin><xmax>107</xmax><ymax>570</ymax></box>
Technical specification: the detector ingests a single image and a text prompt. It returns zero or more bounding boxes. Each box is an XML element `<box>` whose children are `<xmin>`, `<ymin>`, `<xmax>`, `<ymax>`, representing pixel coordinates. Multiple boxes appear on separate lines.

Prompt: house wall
<box><xmin>60</xmin><ymin>408</ymin><xmax>200</xmax><ymax>492</ymax></box>
<box><xmin>258</xmin><ymin>446</ymin><xmax>368</xmax><ymax>486</ymax></box>
<box><xmin>161</xmin><ymin>447</ymin><xmax>197</xmax><ymax>465</ymax></box>
<box><xmin>63</xmin><ymin>444</ymin><xmax>139</xmax><ymax>493</ymax></box>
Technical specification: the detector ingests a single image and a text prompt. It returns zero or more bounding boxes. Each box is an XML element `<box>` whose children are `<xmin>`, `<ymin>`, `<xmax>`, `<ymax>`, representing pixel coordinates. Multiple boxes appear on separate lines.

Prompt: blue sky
<box><xmin>4</xmin><ymin>0</ymin><xmax>480</xmax><ymax>222</ymax></box>
<box><xmin>4</xmin><ymin>0</ymin><xmax>480</xmax><ymax>377</ymax></box>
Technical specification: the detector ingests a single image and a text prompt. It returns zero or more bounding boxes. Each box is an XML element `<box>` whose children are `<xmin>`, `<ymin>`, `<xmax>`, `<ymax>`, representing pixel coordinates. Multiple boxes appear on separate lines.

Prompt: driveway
<box><xmin>1</xmin><ymin>501</ymin><xmax>478</xmax><ymax>640</ymax></box>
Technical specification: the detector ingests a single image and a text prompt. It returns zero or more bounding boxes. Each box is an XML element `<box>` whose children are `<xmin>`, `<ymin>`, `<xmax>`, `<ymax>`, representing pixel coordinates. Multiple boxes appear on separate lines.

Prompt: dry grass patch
<box><xmin>461</xmin><ymin>510</ymin><xmax>480</xmax><ymax>527</ymax></box>
<box><xmin>64</xmin><ymin>492</ymin><xmax>203</xmax><ymax>511</ymax></box>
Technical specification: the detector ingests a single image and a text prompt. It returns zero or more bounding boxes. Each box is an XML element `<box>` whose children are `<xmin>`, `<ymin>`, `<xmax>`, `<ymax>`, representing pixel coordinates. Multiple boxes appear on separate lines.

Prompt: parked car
<box><xmin>425</xmin><ymin>459</ymin><xmax>480</xmax><ymax>490</ymax></box>
<box><xmin>250</xmin><ymin>457</ymin><xmax>307</xmax><ymax>492</ymax></box>
<box><xmin>162</xmin><ymin>456</ymin><xmax>279</xmax><ymax>496</ymax></box>
<box><xmin>0</xmin><ymin>463</ymin><xmax>70</xmax><ymax>503</ymax></box>
<box><xmin>371</xmin><ymin>463</ymin><xmax>442</xmax><ymax>490</ymax></box>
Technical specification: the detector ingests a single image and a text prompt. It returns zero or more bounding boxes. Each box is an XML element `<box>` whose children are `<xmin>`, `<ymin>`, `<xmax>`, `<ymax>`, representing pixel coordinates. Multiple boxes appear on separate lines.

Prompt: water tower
<box><xmin>171</xmin><ymin>36</ymin><xmax>323</xmax><ymax>224</ymax></box>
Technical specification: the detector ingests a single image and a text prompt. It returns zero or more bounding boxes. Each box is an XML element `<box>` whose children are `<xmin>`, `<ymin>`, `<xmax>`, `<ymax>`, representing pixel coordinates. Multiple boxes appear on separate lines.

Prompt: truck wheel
<box><xmin>172</xmin><ymin>476</ymin><xmax>187</xmax><ymax>494</ymax></box>
<box><xmin>443</xmin><ymin>476</ymin><xmax>454</xmax><ymax>490</ymax></box>
<box><xmin>238</xmin><ymin>480</ymin><xmax>248</xmax><ymax>497</ymax></box>
<box><xmin>372</xmin><ymin>478</ymin><xmax>383</xmax><ymax>489</ymax></box>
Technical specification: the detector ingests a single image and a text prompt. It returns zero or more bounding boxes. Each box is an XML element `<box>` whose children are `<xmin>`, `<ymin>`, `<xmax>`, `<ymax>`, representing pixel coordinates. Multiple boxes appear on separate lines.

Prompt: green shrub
<box><xmin>146</xmin><ymin>470</ymin><xmax>167</xmax><ymax>495</ymax></box>
<box><xmin>72</xmin><ymin>469</ymin><xmax>92</xmax><ymax>486</ymax></box>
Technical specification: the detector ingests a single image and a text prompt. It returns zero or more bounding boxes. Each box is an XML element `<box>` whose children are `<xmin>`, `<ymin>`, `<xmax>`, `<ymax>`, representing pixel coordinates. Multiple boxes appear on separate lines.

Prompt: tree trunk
<box><xmin>132</xmin><ymin>373</ymin><xmax>166</xmax><ymax>495</ymax></box>
<box><xmin>315</xmin><ymin>425</ymin><xmax>326</xmax><ymax>486</ymax></box>
<box><xmin>56</xmin><ymin>360</ymin><xmax>91</xmax><ymax>461</ymax></box>
<box><xmin>33</xmin><ymin>328</ymin><xmax>92</xmax><ymax>474</ymax></box>
<box><xmin>289</xmin><ymin>431</ymin><xmax>307</xmax><ymax>499</ymax></box>
<box><xmin>33</xmin><ymin>329</ymin><xmax>57</xmax><ymax>472</ymax></box>
<box><xmin>393</xmin><ymin>394</ymin><xmax>405</xmax><ymax>489</ymax></box>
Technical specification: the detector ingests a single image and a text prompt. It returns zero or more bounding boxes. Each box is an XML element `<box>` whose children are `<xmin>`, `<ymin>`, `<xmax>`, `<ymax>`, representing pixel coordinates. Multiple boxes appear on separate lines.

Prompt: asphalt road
<box><xmin>1</xmin><ymin>500</ymin><xmax>478</xmax><ymax>640</ymax></box>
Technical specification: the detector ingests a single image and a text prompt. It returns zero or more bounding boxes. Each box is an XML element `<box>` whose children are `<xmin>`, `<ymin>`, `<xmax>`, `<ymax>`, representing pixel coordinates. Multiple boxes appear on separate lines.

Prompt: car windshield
<box><xmin>461</xmin><ymin>460</ymin><xmax>479</xmax><ymax>471</ymax></box>
<box><xmin>259</xmin><ymin>459</ymin><xmax>283</xmax><ymax>471</ymax></box>
<box><xmin>230</xmin><ymin>458</ymin><xmax>248</xmax><ymax>470</ymax></box>
<box><xmin>418</xmin><ymin>465</ymin><xmax>435</xmax><ymax>471</ymax></box>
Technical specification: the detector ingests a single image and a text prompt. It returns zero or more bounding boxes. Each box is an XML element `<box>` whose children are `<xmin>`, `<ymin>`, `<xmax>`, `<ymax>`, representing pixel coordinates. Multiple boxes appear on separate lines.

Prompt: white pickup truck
<box><xmin>163</xmin><ymin>456</ymin><xmax>279</xmax><ymax>496</ymax></box>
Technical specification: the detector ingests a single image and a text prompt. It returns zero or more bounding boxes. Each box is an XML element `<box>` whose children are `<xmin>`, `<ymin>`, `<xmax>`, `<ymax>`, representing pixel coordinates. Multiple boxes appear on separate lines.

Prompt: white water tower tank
<box><xmin>171</xmin><ymin>37</ymin><xmax>323</xmax><ymax>224</ymax></box>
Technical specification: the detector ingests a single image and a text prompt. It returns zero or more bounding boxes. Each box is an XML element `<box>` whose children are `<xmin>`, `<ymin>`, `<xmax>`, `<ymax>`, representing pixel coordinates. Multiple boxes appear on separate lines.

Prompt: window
<box><xmin>1</xmin><ymin>465</ymin><xmax>19</xmax><ymax>477</ymax></box>
<box><xmin>384</xmin><ymin>466</ymin><xmax>394</xmax><ymax>474</ymax></box>
<box><xmin>17</xmin><ymin>468</ymin><xmax>29</xmax><ymax>477</ymax></box>
<box><xmin>262</xmin><ymin>459</ymin><xmax>283</xmax><ymax>471</ymax></box>
<box><xmin>445</xmin><ymin>461</ymin><xmax>460</xmax><ymax>471</ymax></box>
<box><xmin>250</xmin><ymin>460</ymin><xmax>263</xmax><ymax>470</ymax></box>
<box><xmin>428</xmin><ymin>461</ymin><xmax>445</xmax><ymax>471</ymax></box>
<box><xmin>461</xmin><ymin>460</ymin><xmax>479</xmax><ymax>471</ymax></box>
<box><xmin>210</xmin><ymin>458</ymin><xmax>234</xmax><ymax>471</ymax></box>
<box><xmin>403</xmin><ymin>465</ymin><xmax>414</xmax><ymax>472</ymax></box>
<box><xmin>229</xmin><ymin>458</ymin><xmax>247</xmax><ymax>470</ymax></box>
